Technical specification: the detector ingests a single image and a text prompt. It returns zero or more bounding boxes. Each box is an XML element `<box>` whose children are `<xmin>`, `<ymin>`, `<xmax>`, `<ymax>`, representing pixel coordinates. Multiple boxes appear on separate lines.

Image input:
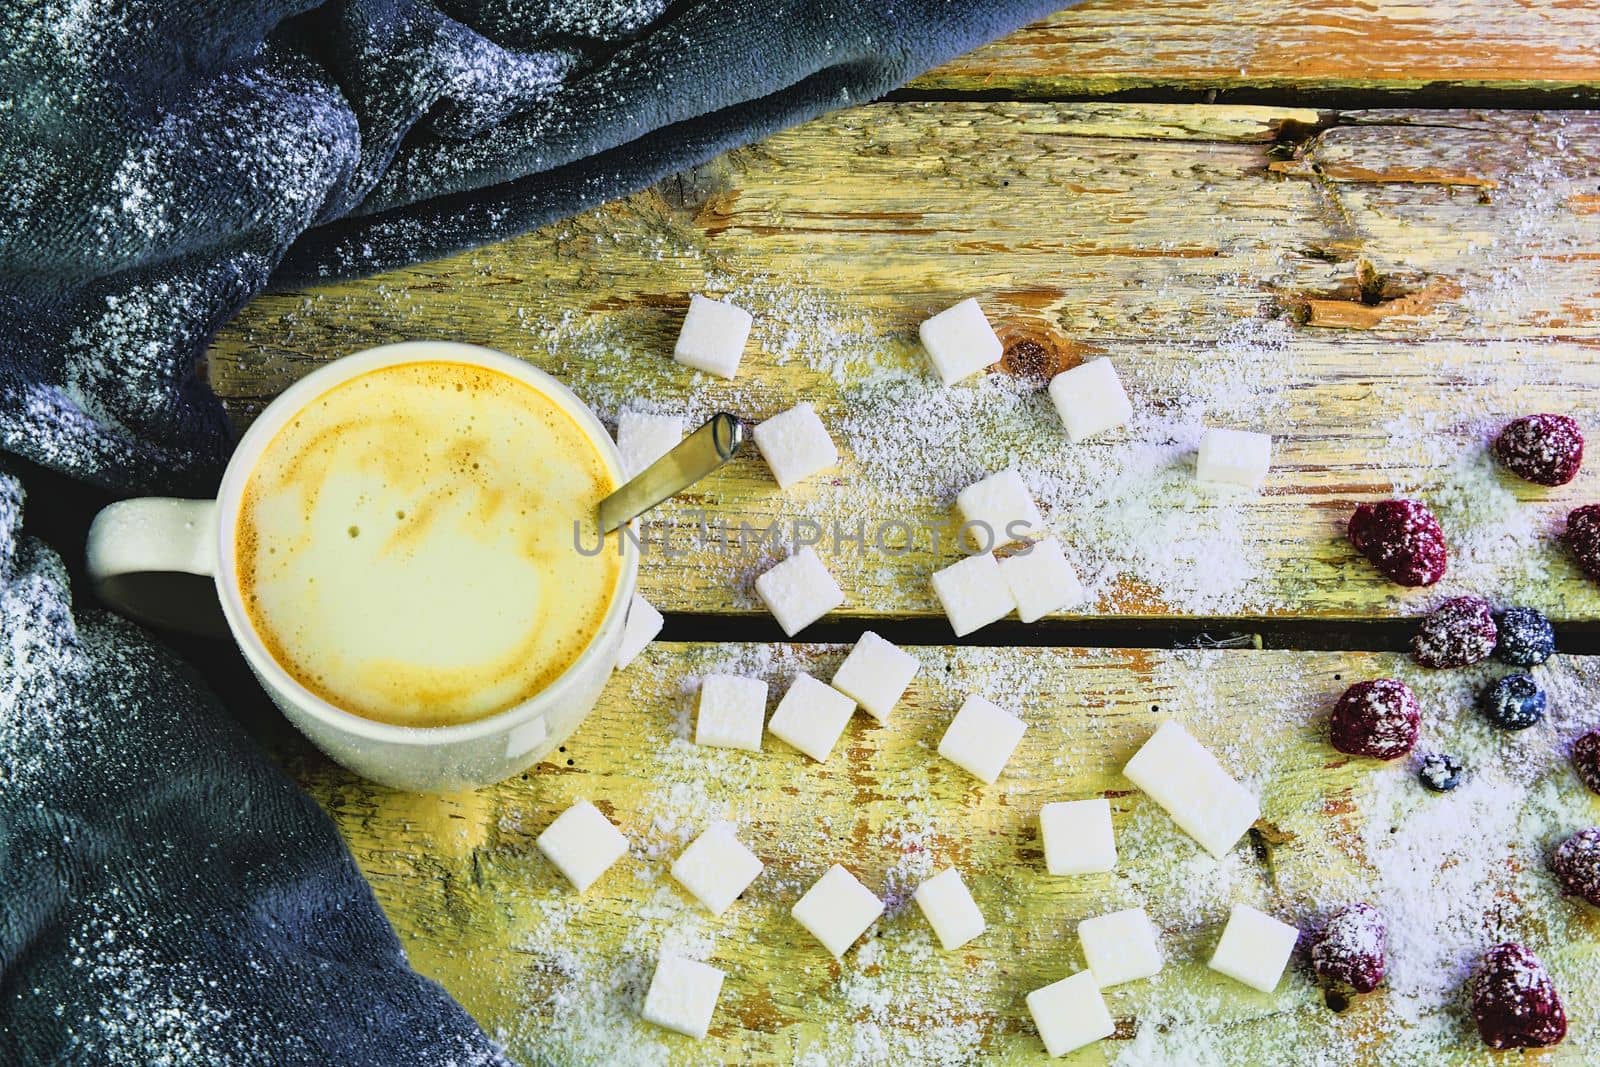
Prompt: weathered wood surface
<box><xmin>297</xmin><ymin>643</ymin><xmax>1600</xmax><ymax>1064</ymax></box>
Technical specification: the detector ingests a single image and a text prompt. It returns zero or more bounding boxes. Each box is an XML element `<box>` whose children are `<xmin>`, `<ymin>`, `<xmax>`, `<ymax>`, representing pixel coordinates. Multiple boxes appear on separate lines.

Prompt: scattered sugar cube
<box><xmin>536</xmin><ymin>800</ymin><xmax>628</xmax><ymax>892</ymax></box>
<box><xmin>1122</xmin><ymin>720</ymin><xmax>1260</xmax><ymax>859</ymax></box>
<box><xmin>918</xmin><ymin>297</ymin><xmax>1003</xmax><ymax>386</ymax></box>
<box><xmin>673</xmin><ymin>294</ymin><xmax>752</xmax><ymax>379</ymax></box>
<box><xmin>1080</xmin><ymin>907</ymin><xmax>1163</xmax><ymax>987</ymax></box>
<box><xmin>913</xmin><ymin>868</ymin><xmax>986</xmax><ymax>951</ymax></box>
<box><xmin>938</xmin><ymin>694</ymin><xmax>1027</xmax><ymax>785</ymax></box>
<box><xmin>956</xmin><ymin>468</ymin><xmax>1043</xmax><ymax>549</ymax></box>
<box><xmin>1209</xmin><ymin>903</ymin><xmax>1299</xmax><ymax>993</ymax></box>
<box><xmin>752</xmin><ymin>403</ymin><xmax>839</xmax><ymax>490</ymax></box>
<box><xmin>695</xmin><ymin>675</ymin><xmax>767</xmax><ymax>752</ymax></box>
<box><xmin>830</xmin><ymin>630</ymin><xmax>919</xmax><ymax>724</ymax></box>
<box><xmin>930</xmin><ymin>552</ymin><xmax>1013</xmax><ymax>637</ymax></box>
<box><xmin>671</xmin><ymin>822</ymin><xmax>764</xmax><ymax>916</ymax></box>
<box><xmin>615</xmin><ymin>412</ymin><xmax>684</xmax><ymax>478</ymax></box>
<box><xmin>615</xmin><ymin>593</ymin><xmax>664</xmax><ymax>670</ymax></box>
<box><xmin>791</xmin><ymin>864</ymin><xmax>884</xmax><ymax>957</ymax></box>
<box><xmin>767</xmin><ymin>672</ymin><xmax>857</xmax><ymax>763</ymax></box>
<box><xmin>1197</xmin><ymin>427</ymin><xmax>1272</xmax><ymax>491</ymax></box>
<box><xmin>754</xmin><ymin>547</ymin><xmax>845</xmax><ymax>636</ymax></box>
<box><xmin>1048</xmin><ymin>358</ymin><xmax>1133</xmax><ymax>442</ymax></box>
<box><xmin>1040</xmin><ymin>798</ymin><xmax>1117</xmax><ymax>875</ymax></box>
<box><xmin>999</xmin><ymin>539</ymin><xmax>1084</xmax><ymax>623</ymax></box>
<box><xmin>641</xmin><ymin>955</ymin><xmax>725</xmax><ymax>1040</ymax></box>
<box><xmin>1026</xmin><ymin>971</ymin><xmax>1115</xmax><ymax>1058</ymax></box>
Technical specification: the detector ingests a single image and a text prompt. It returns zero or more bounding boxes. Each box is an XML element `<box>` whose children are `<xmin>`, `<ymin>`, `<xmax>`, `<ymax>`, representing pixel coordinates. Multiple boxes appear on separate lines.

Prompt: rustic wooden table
<box><xmin>209</xmin><ymin>3</ymin><xmax>1600</xmax><ymax>1063</ymax></box>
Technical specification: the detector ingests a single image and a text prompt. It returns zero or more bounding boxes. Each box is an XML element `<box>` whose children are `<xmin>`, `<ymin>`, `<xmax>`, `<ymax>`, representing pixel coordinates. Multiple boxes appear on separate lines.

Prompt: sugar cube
<box><xmin>641</xmin><ymin>955</ymin><xmax>725</xmax><ymax>1040</ymax></box>
<box><xmin>956</xmin><ymin>468</ymin><xmax>1043</xmax><ymax>549</ymax></box>
<box><xmin>1196</xmin><ymin>427</ymin><xmax>1272</xmax><ymax>491</ymax></box>
<box><xmin>695</xmin><ymin>675</ymin><xmax>767</xmax><ymax>752</ymax></box>
<box><xmin>615</xmin><ymin>412</ymin><xmax>684</xmax><ymax>478</ymax></box>
<box><xmin>1040</xmin><ymin>798</ymin><xmax>1117</xmax><ymax>875</ymax></box>
<box><xmin>615</xmin><ymin>593</ymin><xmax>663</xmax><ymax>670</ymax></box>
<box><xmin>537</xmin><ymin>799</ymin><xmax>628</xmax><ymax>892</ymax></box>
<box><xmin>930</xmin><ymin>552</ymin><xmax>1014</xmax><ymax>637</ymax></box>
<box><xmin>938</xmin><ymin>694</ymin><xmax>1027</xmax><ymax>785</ymax></box>
<box><xmin>754</xmin><ymin>547</ymin><xmax>845</xmax><ymax>636</ymax></box>
<box><xmin>1122</xmin><ymin>720</ymin><xmax>1260</xmax><ymax>858</ymax></box>
<box><xmin>1048</xmin><ymin>358</ymin><xmax>1133</xmax><ymax>442</ymax></box>
<box><xmin>767</xmin><ymin>672</ymin><xmax>857</xmax><ymax>763</ymax></box>
<box><xmin>791</xmin><ymin>864</ymin><xmax>884</xmax><ymax>957</ymax></box>
<box><xmin>674</xmin><ymin>294</ymin><xmax>752</xmax><ymax>379</ymax></box>
<box><xmin>1209</xmin><ymin>903</ymin><xmax>1299</xmax><ymax>993</ymax></box>
<box><xmin>752</xmin><ymin>403</ymin><xmax>839</xmax><ymax>489</ymax></box>
<box><xmin>1079</xmin><ymin>907</ymin><xmax>1163</xmax><ymax>987</ymax></box>
<box><xmin>1026</xmin><ymin>971</ymin><xmax>1115</xmax><ymax>1058</ymax></box>
<box><xmin>913</xmin><ymin>868</ymin><xmax>986</xmax><ymax>951</ymax></box>
<box><xmin>830</xmin><ymin>630</ymin><xmax>919</xmax><ymax>724</ymax></box>
<box><xmin>999</xmin><ymin>539</ymin><xmax>1084</xmax><ymax>623</ymax></box>
<box><xmin>671</xmin><ymin>822</ymin><xmax>764</xmax><ymax>916</ymax></box>
<box><xmin>918</xmin><ymin>298</ymin><xmax>1003</xmax><ymax>387</ymax></box>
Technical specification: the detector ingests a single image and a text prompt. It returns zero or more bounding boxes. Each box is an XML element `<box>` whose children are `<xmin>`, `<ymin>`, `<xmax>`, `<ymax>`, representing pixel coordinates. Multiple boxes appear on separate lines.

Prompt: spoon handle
<box><xmin>597</xmin><ymin>412</ymin><xmax>743</xmax><ymax>534</ymax></box>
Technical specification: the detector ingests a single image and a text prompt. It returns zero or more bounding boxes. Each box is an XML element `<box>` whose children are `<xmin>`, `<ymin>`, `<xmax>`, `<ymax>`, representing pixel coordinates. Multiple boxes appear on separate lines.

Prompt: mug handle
<box><xmin>86</xmin><ymin>498</ymin><xmax>228</xmax><ymax>636</ymax></box>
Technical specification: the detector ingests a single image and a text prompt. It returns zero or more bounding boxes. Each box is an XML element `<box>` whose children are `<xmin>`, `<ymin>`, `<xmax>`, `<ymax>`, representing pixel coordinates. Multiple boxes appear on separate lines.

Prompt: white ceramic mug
<box><xmin>86</xmin><ymin>341</ymin><xmax>639</xmax><ymax>793</ymax></box>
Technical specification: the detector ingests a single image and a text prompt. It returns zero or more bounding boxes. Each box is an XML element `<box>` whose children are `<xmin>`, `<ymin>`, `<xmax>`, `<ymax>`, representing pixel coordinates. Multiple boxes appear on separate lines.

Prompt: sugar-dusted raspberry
<box><xmin>1310</xmin><ymin>902</ymin><xmax>1386</xmax><ymax>993</ymax></box>
<box><xmin>1574</xmin><ymin>731</ymin><xmax>1600</xmax><ymax>795</ymax></box>
<box><xmin>1551</xmin><ymin>827</ymin><xmax>1600</xmax><ymax>908</ymax></box>
<box><xmin>1495</xmin><ymin>606</ymin><xmax>1555</xmax><ymax>666</ymax></box>
<box><xmin>1411</xmin><ymin>596</ymin><xmax>1496</xmax><ymax>668</ymax></box>
<box><xmin>1566</xmin><ymin>505</ymin><xmax>1600</xmax><ymax>583</ymax></box>
<box><xmin>1330</xmin><ymin>679</ymin><xmax>1420</xmax><ymax>760</ymax></box>
<box><xmin>1348</xmin><ymin>500</ymin><xmax>1447</xmax><ymax>587</ymax></box>
<box><xmin>1469</xmin><ymin>943</ymin><xmax>1568</xmax><ymax>1050</ymax></box>
<box><xmin>1494</xmin><ymin>414</ymin><xmax>1583</xmax><ymax>486</ymax></box>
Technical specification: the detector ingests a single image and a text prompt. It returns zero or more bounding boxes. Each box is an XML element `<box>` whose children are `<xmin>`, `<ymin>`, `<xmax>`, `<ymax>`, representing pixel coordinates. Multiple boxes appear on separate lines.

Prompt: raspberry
<box><xmin>1494</xmin><ymin>414</ymin><xmax>1583</xmax><ymax>486</ymax></box>
<box><xmin>1478</xmin><ymin>674</ymin><xmax>1546</xmax><ymax>731</ymax></box>
<box><xmin>1410</xmin><ymin>596</ymin><xmax>1496</xmax><ymax>668</ymax></box>
<box><xmin>1330</xmin><ymin>679</ymin><xmax>1420</xmax><ymax>760</ymax></box>
<box><xmin>1566</xmin><ymin>505</ymin><xmax>1600</xmax><ymax>583</ymax></box>
<box><xmin>1417</xmin><ymin>752</ymin><xmax>1463</xmax><ymax>792</ymax></box>
<box><xmin>1494</xmin><ymin>607</ymin><xmax>1555</xmax><ymax>666</ymax></box>
<box><xmin>1310</xmin><ymin>902</ymin><xmax>1386</xmax><ymax>994</ymax></box>
<box><xmin>1348</xmin><ymin>500</ymin><xmax>1447</xmax><ymax>586</ymax></box>
<box><xmin>1551</xmin><ymin>828</ymin><xmax>1600</xmax><ymax>907</ymax></box>
<box><xmin>1468</xmin><ymin>943</ymin><xmax>1567</xmax><ymax>1050</ymax></box>
<box><xmin>1574</xmin><ymin>731</ymin><xmax>1600</xmax><ymax>795</ymax></box>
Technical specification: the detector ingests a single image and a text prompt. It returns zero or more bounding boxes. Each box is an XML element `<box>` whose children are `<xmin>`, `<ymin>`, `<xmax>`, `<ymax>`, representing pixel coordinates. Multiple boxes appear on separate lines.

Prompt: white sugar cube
<box><xmin>930</xmin><ymin>552</ymin><xmax>1014</xmax><ymax>637</ymax></box>
<box><xmin>1122</xmin><ymin>720</ymin><xmax>1260</xmax><ymax>859</ymax></box>
<box><xmin>752</xmin><ymin>403</ymin><xmax>839</xmax><ymax>490</ymax></box>
<box><xmin>537</xmin><ymin>800</ymin><xmax>628</xmax><ymax>893</ymax></box>
<box><xmin>830</xmin><ymin>630</ymin><xmax>919</xmax><ymax>724</ymax></box>
<box><xmin>913</xmin><ymin>868</ymin><xmax>986</xmax><ymax>951</ymax></box>
<box><xmin>695</xmin><ymin>675</ymin><xmax>767</xmax><ymax>752</ymax></box>
<box><xmin>615</xmin><ymin>412</ymin><xmax>684</xmax><ymax>478</ymax></box>
<box><xmin>956</xmin><ymin>468</ymin><xmax>1043</xmax><ymax>549</ymax></box>
<box><xmin>791</xmin><ymin>864</ymin><xmax>884</xmax><ymax>957</ymax></box>
<box><xmin>1196</xmin><ymin>427</ymin><xmax>1272</xmax><ymax>491</ymax></box>
<box><xmin>767</xmin><ymin>671</ymin><xmax>857</xmax><ymax>763</ymax></box>
<box><xmin>641</xmin><ymin>955</ymin><xmax>724</xmax><ymax>1040</ymax></box>
<box><xmin>754</xmin><ymin>547</ymin><xmax>845</xmax><ymax>636</ymax></box>
<box><xmin>615</xmin><ymin>593</ymin><xmax>664</xmax><ymax>670</ymax></box>
<box><xmin>1026</xmin><ymin>971</ymin><xmax>1115</xmax><ymax>1058</ymax></box>
<box><xmin>1209</xmin><ymin>903</ymin><xmax>1299</xmax><ymax>993</ymax></box>
<box><xmin>1080</xmin><ymin>908</ymin><xmax>1163</xmax><ymax>987</ymax></box>
<box><xmin>671</xmin><ymin>822</ymin><xmax>764</xmax><ymax>916</ymax></box>
<box><xmin>1040</xmin><ymin>798</ymin><xmax>1117</xmax><ymax>875</ymax></box>
<box><xmin>919</xmin><ymin>297</ymin><xmax>1003</xmax><ymax>386</ymax></box>
<box><xmin>1049</xmin><ymin>358</ymin><xmax>1133</xmax><ymax>442</ymax></box>
<box><xmin>999</xmin><ymin>539</ymin><xmax>1084</xmax><ymax>623</ymax></box>
<box><xmin>938</xmin><ymin>694</ymin><xmax>1027</xmax><ymax>785</ymax></box>
<box><xmin>674</xmin><ymin>294</ymin><xmax>751</xmax><ymax>379</ymax></box>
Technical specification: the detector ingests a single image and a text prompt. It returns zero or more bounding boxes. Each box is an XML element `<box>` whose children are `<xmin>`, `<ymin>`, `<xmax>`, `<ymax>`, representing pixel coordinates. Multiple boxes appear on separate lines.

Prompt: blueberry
<box><xmin>1418</xmin><ymin>753</ymin><xmax>1463</xmax><ymax>791</ymax></box>
<box><xmin>1494</xmin><ymin>607</ymin><xmax>1555</xmax><ymax>666</ymax></box>
<box><xmin>1478</xmin><ymin>674</ymin><xmax>1546</xmax><ymax>731</ymax></box>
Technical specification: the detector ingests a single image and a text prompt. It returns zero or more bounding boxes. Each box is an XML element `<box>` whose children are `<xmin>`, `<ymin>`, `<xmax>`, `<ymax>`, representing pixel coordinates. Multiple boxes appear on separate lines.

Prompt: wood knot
<box><xmin>997</xmin><ymin>327</ymin><xmax>1094</xmax><ymax>384</ymax></box>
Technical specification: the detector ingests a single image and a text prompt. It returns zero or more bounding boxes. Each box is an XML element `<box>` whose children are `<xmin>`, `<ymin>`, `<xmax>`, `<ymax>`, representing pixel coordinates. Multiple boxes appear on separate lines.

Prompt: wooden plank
<box><xmin>209</xmin><ymin>103</ymin><xmax>1600</xmax><ymax>624</ymax></box>
<box><xmin>291</xmin><ymin>642</ymin><xmax>1600</xmax><ymax>1064</ymax></box>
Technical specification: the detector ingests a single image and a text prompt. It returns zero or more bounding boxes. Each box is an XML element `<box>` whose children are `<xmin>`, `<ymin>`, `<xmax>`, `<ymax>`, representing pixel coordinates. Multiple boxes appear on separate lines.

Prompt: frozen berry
<box><xmin>1310</xmin><ymin>902</ymin><xmax>1386</xmax><ymax>993</ymax></box>
<box><xmin>1494</xmin><ymin>414</ymin><xmax>1583</xmax><ymax>486</ymax></box>
<box><xmin>1469</xmin><ymin>943</ymin><xmax>1567</xmax><ymax>1049</ymax></box>
<box><xmin>1574</xmin><ymin>731</ymin><xmax>1600</xmax><ymax>795</ymax></box>
<box><xmin>1418</xmin><ymin>752</ymin><xmax>1463</xmax><ymax>792</ymax></box>
<box><xmin>1494</xmin><ymin>607</ymin><xmax>1555</xmax><ymax>666</ymax></box>
<box><xmin>1330</xmin><ymin>679</ymin><xmax>1420</xmax><ymax>760</ymax></box>
<box><xmin>1411</xmin><ymin>596</ymin><xmax>1496</xmax><ymax>668</ymax></box>
<box><xmin>1566</xmin><ymin>504</ymin><xmax>1600</xmax><ymax>583</ymax></box>
<box><xmin>1551</xmin><ymin>828</ymin><xmax>1600</xmax><ymax>907</ymax></box>
<box><xmin>1348</xmin><ymin>500</ymin><xmax>1447</xmax><ymax>586</ymax></box>
<box><xmin>1478</xmin><ymin>674</ymin><xmax>1546</xmax><ymax>731</ymax></box>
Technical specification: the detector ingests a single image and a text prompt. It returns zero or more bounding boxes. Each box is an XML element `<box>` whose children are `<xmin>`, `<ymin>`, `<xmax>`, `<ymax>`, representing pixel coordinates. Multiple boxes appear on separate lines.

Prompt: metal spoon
<box><xmin>598</xmin><ymin>412</ymin><xmax>743</xmax><ymax>533</ymax></box>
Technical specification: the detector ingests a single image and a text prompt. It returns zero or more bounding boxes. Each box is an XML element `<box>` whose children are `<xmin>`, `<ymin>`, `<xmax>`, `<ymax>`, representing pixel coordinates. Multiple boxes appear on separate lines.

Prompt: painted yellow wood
<box><xmin>296</xmin><ymin>643</ymin><xmax>1600</xmax><ymax>1064</ymax></box>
